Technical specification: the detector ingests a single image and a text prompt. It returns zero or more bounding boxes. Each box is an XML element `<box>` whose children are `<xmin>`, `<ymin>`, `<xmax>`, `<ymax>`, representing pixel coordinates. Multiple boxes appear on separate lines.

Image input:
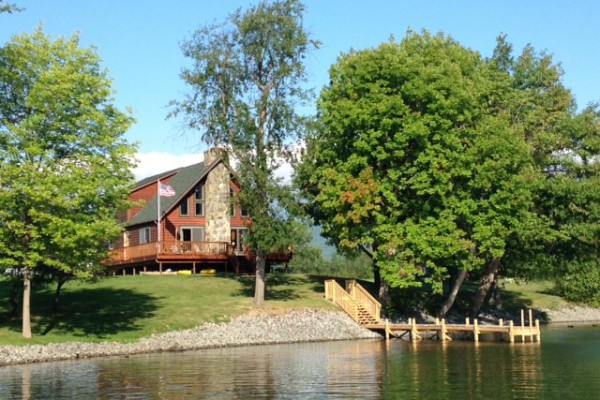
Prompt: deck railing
<box><xmin>324</xmin><ymin>280</ymin><xmax>360</xmax><ymax>323</ymax></box>
<box><xmin>346</xmin><ymin>280</ymin><xmax>381</xmax><ymax>323</ymax></box>
<box><xmin>107</xmin><ymin>241</ymin><xmax>230</xmax><ymax>264</ymax></box>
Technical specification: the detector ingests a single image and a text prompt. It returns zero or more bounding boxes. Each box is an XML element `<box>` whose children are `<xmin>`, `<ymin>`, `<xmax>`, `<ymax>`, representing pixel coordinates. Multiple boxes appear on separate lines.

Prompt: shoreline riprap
<box><xmin>2</xmin><ymin>305</ymin><xmax>600</xmax><ymax>367</ymax></box>
<box><xmin>0</xmin><ymin>309</ymin><xmax>380</xmax><ymax>366</ymax></box>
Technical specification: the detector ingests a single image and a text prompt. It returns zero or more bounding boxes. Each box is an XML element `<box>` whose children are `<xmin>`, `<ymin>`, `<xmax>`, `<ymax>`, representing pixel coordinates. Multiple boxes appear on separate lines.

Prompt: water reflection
<box><xmin>0</xmin><ymin>326</ymin><xmax>599</xmax><ymax>399</ymax></box>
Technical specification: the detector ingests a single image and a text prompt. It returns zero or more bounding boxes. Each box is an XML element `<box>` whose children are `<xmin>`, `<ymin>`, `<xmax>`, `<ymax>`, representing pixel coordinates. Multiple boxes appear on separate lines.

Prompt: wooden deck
<box><xmin>106</xmin><ymin>241</ymin><xmax>231</xmax><ymax>267</ymax></box>
<box><xmin>325</xmin><ymin>279</ymin><xmax>541</xmax><ymax>343</ymax></box>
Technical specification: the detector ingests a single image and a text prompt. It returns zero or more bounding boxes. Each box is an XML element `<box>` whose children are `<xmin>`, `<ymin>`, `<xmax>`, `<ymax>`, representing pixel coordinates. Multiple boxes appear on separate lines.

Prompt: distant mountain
<box><xmin>309</xmin><ymin>225</ymin><xmax>337</xmax><ymax>260</ymax></box>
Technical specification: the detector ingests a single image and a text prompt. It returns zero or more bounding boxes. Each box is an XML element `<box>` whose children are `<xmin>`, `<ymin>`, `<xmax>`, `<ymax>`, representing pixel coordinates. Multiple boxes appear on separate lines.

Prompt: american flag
<box><xmin>159</xmin><ymin>183</ymin><xmax>176</xmax><ymax>197</ymax></box>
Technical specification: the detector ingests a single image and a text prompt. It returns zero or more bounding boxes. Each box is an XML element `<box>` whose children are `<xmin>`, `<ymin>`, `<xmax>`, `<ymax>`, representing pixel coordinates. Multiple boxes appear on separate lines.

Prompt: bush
<box><xmin>555</xmin><ymin>260</ymin><xmax>600</xmax><ymax>306</ymax></box>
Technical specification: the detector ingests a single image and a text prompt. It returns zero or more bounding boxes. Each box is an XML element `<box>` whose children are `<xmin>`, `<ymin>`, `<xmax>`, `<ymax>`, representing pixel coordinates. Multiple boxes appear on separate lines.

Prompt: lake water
<box><xmin>1</xmin><ymin>325</ymin><xmax>599</xmax><ymax>399</ymax></box>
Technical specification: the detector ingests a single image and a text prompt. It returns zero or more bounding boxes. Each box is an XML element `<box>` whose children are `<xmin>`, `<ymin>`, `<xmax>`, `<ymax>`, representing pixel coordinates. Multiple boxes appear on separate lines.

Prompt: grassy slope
<box><xmin>0</xmin><ymin>274</ymin><xmax>336</xmax><ymax>346</ymax></box>
<box><xmin>499</xmin><ymin>279</ymin><xmax>568</xmax><ymax>311</ymax></box>
<box><xmin>0</xmin><ymin>274</ymin><xmax>573</xmax><ymax>346</ymax></box>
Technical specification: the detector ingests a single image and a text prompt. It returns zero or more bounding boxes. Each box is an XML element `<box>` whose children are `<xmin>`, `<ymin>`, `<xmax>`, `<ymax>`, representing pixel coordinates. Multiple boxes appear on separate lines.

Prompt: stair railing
<box><xmin>324</xmin><ymin>280</ymin><xmax>360</xmax><ymax>323</ymax></box>
<box><xmin>346</xmin><ymin>280</ymin><xmax>381</xmax><ymax>323</ymax></box>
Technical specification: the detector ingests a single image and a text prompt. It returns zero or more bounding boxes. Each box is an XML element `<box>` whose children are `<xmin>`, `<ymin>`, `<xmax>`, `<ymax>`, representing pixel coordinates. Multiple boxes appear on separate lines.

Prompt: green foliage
<box><xmin>297</xmin><ymin>31</ymin><xmax>539</xmax><ymax>297</ymax></box>
<box><xmin>0</xmin><ymin>1</ymin><xmax>21</xmax><ymax>14</ymax></box>
<box><xmin>554</xmin><ymin>260</ymin><xmax>600</xmax><ymax>306</ymax></box>
<box><xmin>171</xmin><ymin>0</ymin><xmax>318</xmax><ymax>304</ymax></box>
<box><xmin>0</xmin><ymin>28</ymin><xmax>136</xmax><ymax>278</ymax></box>
<box><xmin>298</xmin><ymin>30</ymin><xmax>600</xmax><ymax>309</ymax></box>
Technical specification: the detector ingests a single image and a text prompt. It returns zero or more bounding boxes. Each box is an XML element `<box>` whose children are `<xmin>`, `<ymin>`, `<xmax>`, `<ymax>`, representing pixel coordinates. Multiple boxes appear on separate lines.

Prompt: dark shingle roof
<box><xmin>128</xmin><ymin>161</ymin><xmax>210</xmax><ymax>227</ymax></box>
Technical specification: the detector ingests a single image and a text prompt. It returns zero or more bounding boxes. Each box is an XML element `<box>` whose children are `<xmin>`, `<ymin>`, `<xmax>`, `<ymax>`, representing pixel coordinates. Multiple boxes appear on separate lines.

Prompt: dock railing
<box><xmin>325</xmin><ymin>280</ymin><xmax>360</xmax><ymax>323</ymax></box>
<box><xmin>346</xmin><ymin>280</ymin><xmax>381</xmax><ymax>323</ymax></box>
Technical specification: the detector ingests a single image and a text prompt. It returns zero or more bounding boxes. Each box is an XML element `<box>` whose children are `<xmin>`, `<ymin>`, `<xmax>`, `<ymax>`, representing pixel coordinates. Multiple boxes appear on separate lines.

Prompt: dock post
<box><xmin>385</xmin><ymin>319</ymin><xmax>390</xmax><ymax>342</ymax></box>
<box><xmin>474</xmin><ymin>319</ymin><xmax>479</xmax><ymax>343</ymax></box>
<box><xmin>509</xmin><ymin>320</ymin><xmax>515</xmax><ymax>343</ymax></box>
<box><xmin>529</xmin><ymin>309</ymin><xmax>533</xmax><ymax>342</ymax></box>
<box><xmin>521</xmin><ymin>309</ymin><xmax>525</xmax><ymax>343</ymax></box>
<box><xmin>535</xmin><ymin>319</ymin><xmax>541</xmax><ymax>343</ymax></box>
<box><xmin>466</xmin><ymin>317</ymin><xmax>470</xmax><ymax>326</ymax></box>
<box><xmin>441</xmin><ymin>318</ymin><xmax>450</xmax><ymax>341</ymax></box>
<box><xmin>411</xmin><ymin>318</ymin><xmax>420</xmax><ymax>342</ymax></box>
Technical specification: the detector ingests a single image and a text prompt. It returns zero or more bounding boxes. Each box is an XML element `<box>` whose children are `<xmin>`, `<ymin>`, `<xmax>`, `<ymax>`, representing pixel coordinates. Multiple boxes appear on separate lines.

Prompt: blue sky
<box><xmin>2</xmin><ymin>0</ymin><xmax>600</xmax><ymax>179</ymax></box>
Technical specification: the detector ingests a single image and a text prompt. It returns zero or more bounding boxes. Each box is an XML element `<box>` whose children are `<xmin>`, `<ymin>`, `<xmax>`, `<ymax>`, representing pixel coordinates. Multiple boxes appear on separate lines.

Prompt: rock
<box><xmin>0</xmin><ymin>309</ymin><xmax>380</xmax><ymax>366</ymax></box>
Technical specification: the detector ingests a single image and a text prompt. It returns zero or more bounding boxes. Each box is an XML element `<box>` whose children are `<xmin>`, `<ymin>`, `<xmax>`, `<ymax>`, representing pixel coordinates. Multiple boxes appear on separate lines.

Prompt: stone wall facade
<box><xmin>204</xmin><ymin>148</ymin><xmax>230</xmax><ymax>243</ymax></box>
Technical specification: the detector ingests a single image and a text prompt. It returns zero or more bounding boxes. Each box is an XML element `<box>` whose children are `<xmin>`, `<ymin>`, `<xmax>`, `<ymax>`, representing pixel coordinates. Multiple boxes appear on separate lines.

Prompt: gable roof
<box><xmin>128</xmin><ymin>160</ymin><xmax>215</xmax><ymax>227</ymax></box>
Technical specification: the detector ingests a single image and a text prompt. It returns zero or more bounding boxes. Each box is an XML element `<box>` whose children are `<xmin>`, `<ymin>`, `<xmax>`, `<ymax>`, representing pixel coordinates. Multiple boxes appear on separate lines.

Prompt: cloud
<box><xmin>132</xmin><ymin>143</ymin><xmax>304</xmax><ymax>183</ymax></box>
<box><xmin>132</xmin><ymin>151</ymin><xmax>203</xmax><ymax>180</ymax></box>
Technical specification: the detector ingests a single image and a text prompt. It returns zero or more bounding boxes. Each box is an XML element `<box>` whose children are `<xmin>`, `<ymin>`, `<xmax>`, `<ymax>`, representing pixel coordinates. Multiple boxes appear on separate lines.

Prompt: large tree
<box><xmin>296</xmin><ymin>32</ymin><xmax>540</xmax><ymax>316</ymax></box>
<box><xmin>171</xmin><ymin>0</ymin><xmax>318</xmax><ymax>305</ymax></box>
<box><xmin>0</xmin><ymin>28</ymin><xmax>136</xmax><ymax>337</ymax></box>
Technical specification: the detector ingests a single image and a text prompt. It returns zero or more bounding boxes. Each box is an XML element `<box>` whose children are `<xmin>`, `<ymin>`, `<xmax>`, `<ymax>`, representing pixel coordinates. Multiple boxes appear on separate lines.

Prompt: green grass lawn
<box><xmin>499</xmin><ymin>279</ymin><xmax>567</xmax><ymax>311</ymax></box>
<box><xmin>0</xmin><ymin>274</ymin><xmax>336</xmax><ymax>346</ymax></box>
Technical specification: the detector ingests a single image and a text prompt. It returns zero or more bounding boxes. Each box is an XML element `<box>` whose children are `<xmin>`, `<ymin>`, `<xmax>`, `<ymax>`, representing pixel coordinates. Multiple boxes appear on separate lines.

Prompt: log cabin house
<box><xmin>104</xmin><ymin>148</ymin><xmax>292</xmax><ymax>275</ymax></box>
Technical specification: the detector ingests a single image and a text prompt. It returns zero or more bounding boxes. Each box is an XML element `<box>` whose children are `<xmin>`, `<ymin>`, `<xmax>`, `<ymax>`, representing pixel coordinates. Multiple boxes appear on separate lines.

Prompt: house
<box><xmin>104</xmin><ymin>148</ymin><xmax>291</xmax><ymax>275</ymax></box>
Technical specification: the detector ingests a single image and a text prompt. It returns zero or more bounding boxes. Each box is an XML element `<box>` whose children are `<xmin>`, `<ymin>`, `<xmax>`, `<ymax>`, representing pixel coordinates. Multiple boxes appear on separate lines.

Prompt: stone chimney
<box><xmin>204</xmin><ymin>147</ymin><xmax>230</xmax><ymax>243</ymax></box>
<box><xmin>204</xmin><ymin>147</ymin><xmax>228</xmax><ymax>166</ymax></box>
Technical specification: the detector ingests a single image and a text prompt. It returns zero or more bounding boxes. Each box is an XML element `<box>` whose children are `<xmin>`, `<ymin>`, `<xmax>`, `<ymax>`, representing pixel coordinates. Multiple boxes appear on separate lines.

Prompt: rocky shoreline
<box><xmin>2</xmin><ymin>305</ymin><xmax>600</xmax><ymax>367</ymax></box>
<box><xmin>0</xmin><ymin>309</ymin><xmax>380</xmax><ymax>366</ymax></box>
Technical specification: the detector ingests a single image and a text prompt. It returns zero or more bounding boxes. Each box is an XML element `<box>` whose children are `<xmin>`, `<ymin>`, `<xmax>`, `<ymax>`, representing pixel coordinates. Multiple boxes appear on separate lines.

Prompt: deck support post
<box><xmin>159</xmin><ymin>262</ymin><xmax>163</xmax><ymax>275</ymax></box>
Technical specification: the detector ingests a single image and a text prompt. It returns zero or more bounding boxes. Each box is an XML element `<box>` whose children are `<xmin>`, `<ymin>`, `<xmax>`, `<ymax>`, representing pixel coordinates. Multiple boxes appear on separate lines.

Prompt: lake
<box><xmin>1</xmin><ymin>325</ymin><xmax>599</xmax><ymax>399</ymax></box>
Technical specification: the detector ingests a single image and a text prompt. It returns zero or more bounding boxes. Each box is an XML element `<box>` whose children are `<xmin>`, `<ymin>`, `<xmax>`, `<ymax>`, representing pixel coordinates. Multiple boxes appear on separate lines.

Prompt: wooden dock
<box><xmin>364</xmin><ymin>310</ymin><xmax>541</xmax><ymax>343</ymax></box>
<box><xmin>325</xmin><ymin>279</ymin><xmax>541</xmax><ymax>343</ymax></box>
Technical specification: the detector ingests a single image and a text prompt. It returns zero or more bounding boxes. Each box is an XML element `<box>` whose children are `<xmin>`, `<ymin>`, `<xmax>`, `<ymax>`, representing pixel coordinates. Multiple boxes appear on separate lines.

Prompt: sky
<box><xmin>2</xmin><ymin>0</ymin><xmax>600</xmax><ymax>180</ymax></box>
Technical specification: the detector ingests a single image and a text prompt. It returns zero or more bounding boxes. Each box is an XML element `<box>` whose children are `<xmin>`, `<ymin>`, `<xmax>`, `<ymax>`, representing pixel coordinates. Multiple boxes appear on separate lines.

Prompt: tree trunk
<box><xmin>378</xmin><ymin>278</ymin><xmax>389</xmax><ymax>317</ymax></box>
<box><xmin>359</xmin><ymin>243</ymin><xmax>389</xmax><ymax>315</ymax></box>
<box><xmin>437</xmin><ymin>269</ymin><xmax>467</xmax><ymax>318</ymax></box>
<box><xmin>470</xmin><ymin>257</ymin><xmax>501</xmax><ymax>318</ymax></box>
<box><xmin>22</xmin><ymin>269</ymin><xmax>32</xmax><ymax>339</ymax></box>
<box><xmin>254</xmin><ymin>253</ymin><xmax>266</xmax><ymax>306</ymax></box>
<box><xmin>490</xmin><ymin>272</ymin><xmax>503</xmax><ymax>310</ymax></box>
<box><xmin>373</xmin><ymin>262</ymin><xmax>381</xmax><ymax>294</ymax></box>
<box><xmin>53</xmin><ymin>276</ymin><xmax>67</xmax><ymax>313</ymax></box>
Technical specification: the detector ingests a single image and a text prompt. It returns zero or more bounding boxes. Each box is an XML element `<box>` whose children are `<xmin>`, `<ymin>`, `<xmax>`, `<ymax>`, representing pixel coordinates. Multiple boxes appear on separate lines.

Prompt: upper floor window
<box><xmin>180</xmin><ymin>197</ymin><xmax>189</xmax><ymax>216</ymax></box>
<box><xmin>139</xmin><ymin>227</ymin><xmax>151</xmax><ymax>244</ymax></box>
<box><xmin>195</xmin><ymin>184</ymin><xmax>205</xmax><ymax>216</ymax></box>
<box><xmin>241</xmin><ymin>205</ymin><xmax>250</xmax><ymax>217</ymax></box>
<box><xmin>230</xmin><ymin>188</ymin><xmax>235</xmax><ymax>217</ymax></box>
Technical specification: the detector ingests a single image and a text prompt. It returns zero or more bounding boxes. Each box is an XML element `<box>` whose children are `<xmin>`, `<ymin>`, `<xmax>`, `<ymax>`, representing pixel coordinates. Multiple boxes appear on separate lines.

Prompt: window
<box><xmin>195</xmin><ymin>184</ymin><xmax>204</xmax><ymax>216</ymax></box>
<box><xmin>241</xmin><ymin>205</ymin><xmax>250</xmax><ymax>217</ymax></box>
<box><xmin>230</xmin><ymin>188</ymin><xmax>235</xmax><ymax>217</ymax></box>
<box><xmin>180</xmin><ymin>197</ymin><xmax>189</xmax><ymax>216</ymax></box>
<box><xmin>231</xmin><ymin>227</ymin><xmax>249</xmax><ymax>254</ymax></box>
<box><xmin>180</xmin><ymin>227</ymin><xmax>205</xmax><ymax>242</ymax></box>
<box><xmin>139</xmin><ymin>227</ymin><xmax>151</xmax><ymax>244</ymax></box>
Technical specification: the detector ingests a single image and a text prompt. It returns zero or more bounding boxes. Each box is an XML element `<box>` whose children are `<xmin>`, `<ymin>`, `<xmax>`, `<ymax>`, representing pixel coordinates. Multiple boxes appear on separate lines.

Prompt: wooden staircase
<box><xmin>324</xmin><ymin>280</ymin><xmax>381</xmax><ymax>325</ymax></box>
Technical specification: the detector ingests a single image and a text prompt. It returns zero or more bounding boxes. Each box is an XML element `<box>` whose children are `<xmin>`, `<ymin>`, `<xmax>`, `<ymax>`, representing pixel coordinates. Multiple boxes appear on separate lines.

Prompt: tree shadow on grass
<box><xmin>31</xmin><ymin>287</ymin><xmax>160</xmax><ymax>339</ymax></box>
<box><xmin>232</xmin><ymin>274</ymin><xmax>330</xmax><ymax>301</ymax></box>
<box><xmin>229</xmin><ymin>273</ymin><xmax>377</xmax><ymax>302</ymax></box>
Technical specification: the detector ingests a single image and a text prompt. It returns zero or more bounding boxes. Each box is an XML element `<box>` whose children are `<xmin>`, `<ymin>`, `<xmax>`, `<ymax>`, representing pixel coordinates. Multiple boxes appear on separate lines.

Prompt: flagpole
<box><xmin>157</xmin><ymin>179</ymin><xmax>161</xmax><ymax>244</ymax></box>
